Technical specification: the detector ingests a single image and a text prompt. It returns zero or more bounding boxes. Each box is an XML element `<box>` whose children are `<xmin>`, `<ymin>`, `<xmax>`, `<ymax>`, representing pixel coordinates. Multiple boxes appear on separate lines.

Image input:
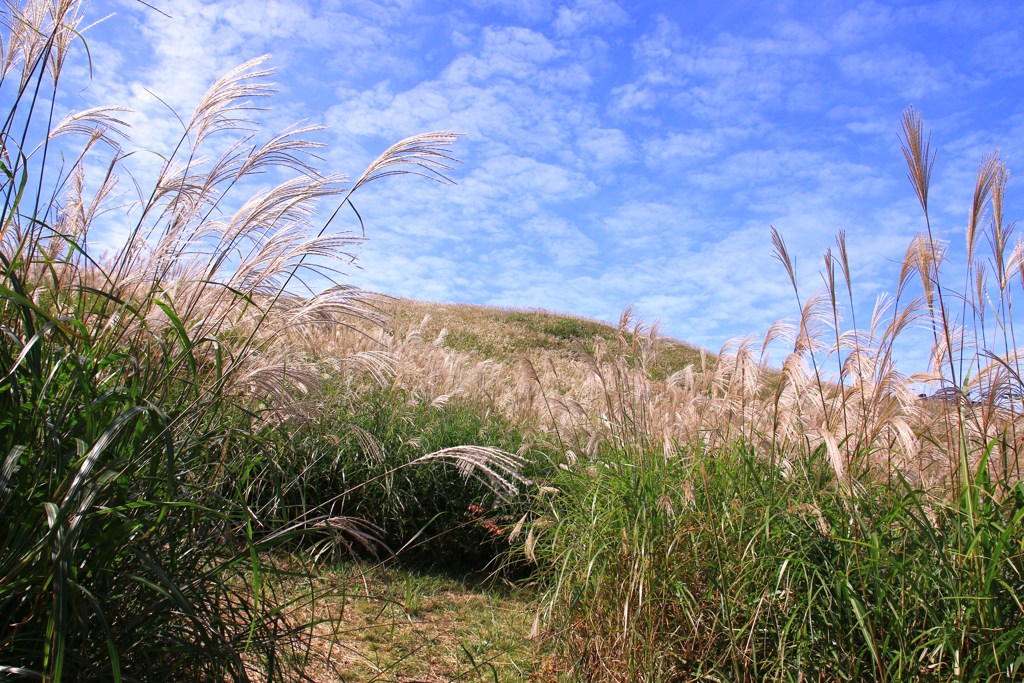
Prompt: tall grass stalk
<box><xmin>0</xmin><ymin>1</ymin><xmax>494</xmax><ymax>679</ymax></box>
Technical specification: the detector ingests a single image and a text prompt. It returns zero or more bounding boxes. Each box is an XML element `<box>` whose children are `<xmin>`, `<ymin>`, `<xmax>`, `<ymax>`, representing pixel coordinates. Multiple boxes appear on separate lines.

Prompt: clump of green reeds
<box><xmin>532</xmin><ymin>438</ymin><xmax>1024</xmax><ymax>682</ymax></box>
<box><xmin>0</xmin><ymin>1</ymin><xmax>519</xmax><ymax>679</ymax></box>
<box><xmin>527</xmin><ymin>110</ymin><xmax>1024</xmax><ymax>682</ymax></box>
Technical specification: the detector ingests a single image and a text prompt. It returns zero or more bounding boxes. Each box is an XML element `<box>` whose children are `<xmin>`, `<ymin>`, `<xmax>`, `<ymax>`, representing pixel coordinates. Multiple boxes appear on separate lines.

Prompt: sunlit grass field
<box><xmin>2</xmin><ymin>2</ymin><xmax>1023</xmax><ymax>681</ymax></box>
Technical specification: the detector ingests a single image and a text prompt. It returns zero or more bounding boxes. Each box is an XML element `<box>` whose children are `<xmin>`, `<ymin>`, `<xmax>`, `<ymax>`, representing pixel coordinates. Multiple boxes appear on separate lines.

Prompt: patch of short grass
<box><xmin>277</xmin><ymin>561</ymin><xmax>541</xmax><ymax>682</ymax></box>
<box><xmin>390</xmin><ymin>299</ymin><xmax>709</xmax><ymax>379</ymax></box>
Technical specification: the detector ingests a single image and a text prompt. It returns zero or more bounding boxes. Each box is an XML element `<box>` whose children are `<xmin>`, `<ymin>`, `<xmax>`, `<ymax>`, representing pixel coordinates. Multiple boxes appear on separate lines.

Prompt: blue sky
<box><xmin>67</xmin><ymin>0</ymin><xmax>1024</xmax><ymax>372</ymax></box>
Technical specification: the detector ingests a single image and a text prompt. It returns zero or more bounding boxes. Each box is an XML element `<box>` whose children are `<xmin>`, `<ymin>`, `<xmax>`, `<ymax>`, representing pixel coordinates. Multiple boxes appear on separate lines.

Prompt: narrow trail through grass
<box><xmin>274</xmin><ymin>561</ymin><xmax>540</xmax><ymax>683</ymax></box>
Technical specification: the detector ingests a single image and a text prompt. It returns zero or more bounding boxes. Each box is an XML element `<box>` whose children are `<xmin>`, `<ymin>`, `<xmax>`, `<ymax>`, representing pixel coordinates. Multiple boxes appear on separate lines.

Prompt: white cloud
<box><xmin>968</xmin><ymin>29</ymin><xmax>1024</xmax><ymax>80</ymax></box>
<box><xmin>553</xmin><ymin>0</ymin><xmax>629</xmax><ymax>36</ymax></box>
<box><xmin>577</xmin><ymin>127</ymin><xmax>634</xmax><ymax>168</ymax></box>
<box><xmin>458</xmin><ymin>153</ymin><xmax>597</xmax><ymax>212</ymax></box>
<box><xmin>839</xmin><ymin>46</ymin><xmax>962</xmax><ymax>101</ymax></box>
<box><xmin>464</xmin><ymin>0</ymin><xmax>554</xmax><ymax>24</ymax></box>
<box><xmin>533</xmin><ymin>215</ymin><xmax>599</xmax><ymax>264</ymax></box>
<box><xmin>642</xmin><ymin>126</ymin><xmax>759</xmax><ymax>168</ymax></box>
<box><xmin>445</xmin><ymin>26</ymin><xmax>565</xmax><ymax>83</ymax></box>
<box><xmin>619</xmin><ymin>14</ymin><xmax>837</xmax><ymax>129</ymax></box>
<box><xmin>609</xmin><ymin>82</ymin><xmax>659</xmax><ymax>116</ymax></box>
<box><xmin>827</xmin><ymin>104</ymin><xmax>892</xmax><ymax>136</ymax></box>
<box><xmin>599</xmin><ymin>201</ymin><xmax>700</xmax><ymax>251</ymax></box>
<box><xmin>829</xmin><ymin>1</ymin><xmax>897</xmax><ymax>47</ymax></box>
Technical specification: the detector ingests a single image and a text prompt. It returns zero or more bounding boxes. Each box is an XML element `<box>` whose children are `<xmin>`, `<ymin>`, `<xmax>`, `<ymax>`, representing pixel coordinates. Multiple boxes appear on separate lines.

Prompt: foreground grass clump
<box><xmin>0</xmin><ymin>1</ymin><xmax>495</xmax><ymax>679</ymax></box>
<box><xmin>531</xmin><ymin>442</ymin><xmax>1024</xmax><ymax>682</ymax></box>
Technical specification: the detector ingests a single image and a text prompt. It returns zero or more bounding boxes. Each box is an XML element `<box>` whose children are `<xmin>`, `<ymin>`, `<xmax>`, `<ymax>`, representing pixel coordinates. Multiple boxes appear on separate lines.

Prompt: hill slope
<box><xmin>384</xmin><ymin>297</ymin><xmax>710</xmax><ymax>379</ymax></box>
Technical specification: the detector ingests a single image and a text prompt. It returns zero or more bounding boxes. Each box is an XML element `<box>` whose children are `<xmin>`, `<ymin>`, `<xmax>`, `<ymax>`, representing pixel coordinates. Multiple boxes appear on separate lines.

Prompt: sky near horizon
<box><xmin>63</xmin><ymin>0</ymin><xmax>1024</xmax><ymax>374</ymax></box>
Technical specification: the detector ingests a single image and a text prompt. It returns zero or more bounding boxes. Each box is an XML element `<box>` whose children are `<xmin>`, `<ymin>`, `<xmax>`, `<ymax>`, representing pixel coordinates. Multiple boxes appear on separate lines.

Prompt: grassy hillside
<box><xmin>387</xmin><ymin>298</ymin><xmax>710</xmax><ymax>380</ymax></box>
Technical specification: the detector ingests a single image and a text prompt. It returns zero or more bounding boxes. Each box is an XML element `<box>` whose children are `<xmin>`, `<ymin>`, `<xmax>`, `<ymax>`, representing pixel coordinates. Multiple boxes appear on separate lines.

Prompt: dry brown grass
<box><xmin>305</xmin><ymin>279</ymin><xmax>1020</xmax><ymax>493</ymax></box>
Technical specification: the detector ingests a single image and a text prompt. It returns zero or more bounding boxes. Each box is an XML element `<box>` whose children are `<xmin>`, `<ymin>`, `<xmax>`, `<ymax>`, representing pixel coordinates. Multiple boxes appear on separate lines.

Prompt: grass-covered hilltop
<box><xmin>2</xmin><ymin>2</ymin><xmax>1023</xmax><ymax>681</ymax></box>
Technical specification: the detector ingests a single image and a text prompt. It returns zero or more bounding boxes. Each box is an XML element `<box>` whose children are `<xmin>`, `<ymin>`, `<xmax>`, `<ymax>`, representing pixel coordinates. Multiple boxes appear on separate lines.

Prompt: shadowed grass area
<box><xmin>270</xmin><ymin>383</ymin><xmax>555</xmax><ymax>571</ymax></box>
